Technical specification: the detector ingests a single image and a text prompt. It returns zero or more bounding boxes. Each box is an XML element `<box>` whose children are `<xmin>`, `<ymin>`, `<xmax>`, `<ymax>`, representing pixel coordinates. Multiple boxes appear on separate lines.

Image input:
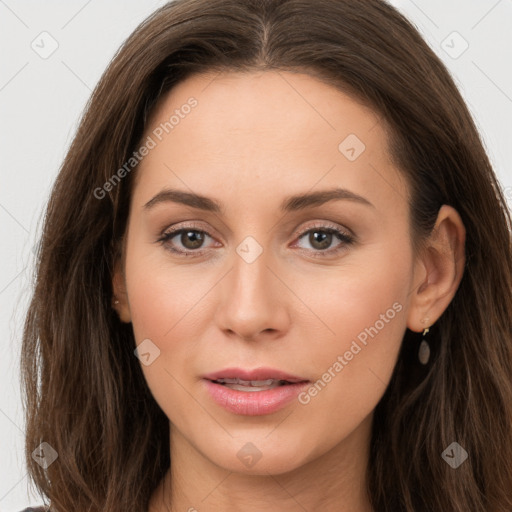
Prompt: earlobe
<box><xmin>112</xmin><ymin>259</ymin><xmax>132</xmax><ymax>323</ymax></box>
<box><xmin>406</xmin><ymin>205</ymin><xmax>466</xmax><ymax>333</ymax></box>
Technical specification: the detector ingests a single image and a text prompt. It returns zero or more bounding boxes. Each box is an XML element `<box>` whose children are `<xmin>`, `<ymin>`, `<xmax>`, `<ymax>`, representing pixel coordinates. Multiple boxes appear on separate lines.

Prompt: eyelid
<box><xmin>157</xmin><ymin>219</ymin><xmax>355</xmax><ymax>257</ymax></box>
<box><xmin>289</xmin><ymin>220</ymin><xmax>354</xmax><ymax>242</ymax></box>
<box><xmin>158</xmin><ymin>220</ymin><xmax>219</xmax><ymax>240</ymax></box>
<box><xmin>289</xmin><ymin>221</ymin><xmax>355</xmax><ymax>258</ymax></box>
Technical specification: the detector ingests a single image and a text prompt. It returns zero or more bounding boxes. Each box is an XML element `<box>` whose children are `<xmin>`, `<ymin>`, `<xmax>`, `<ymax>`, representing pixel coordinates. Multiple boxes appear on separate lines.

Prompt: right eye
<box><xmin>157</xmin><ymin>226</ymin><xmax>219</xmax><ymax>256</ymax></box>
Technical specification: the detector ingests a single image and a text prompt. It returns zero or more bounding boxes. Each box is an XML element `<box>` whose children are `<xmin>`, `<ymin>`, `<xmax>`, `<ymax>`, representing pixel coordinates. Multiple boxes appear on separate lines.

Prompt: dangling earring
<box><xmin>418</xmin><ymin>320</ymin><xmax>431</xmax><ymax>365</ymax></box>
<box><xmin>113</xmin><ymin>297</ymin><xmax>119</xmax><ymax>306</ymax></box>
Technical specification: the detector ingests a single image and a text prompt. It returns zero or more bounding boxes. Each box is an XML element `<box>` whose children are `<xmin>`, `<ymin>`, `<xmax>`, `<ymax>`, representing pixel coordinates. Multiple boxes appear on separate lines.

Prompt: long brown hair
<box><xmin>21</xmin><ymin>1</ymin><xmax>512</xmax><ymax>511</ymax></box>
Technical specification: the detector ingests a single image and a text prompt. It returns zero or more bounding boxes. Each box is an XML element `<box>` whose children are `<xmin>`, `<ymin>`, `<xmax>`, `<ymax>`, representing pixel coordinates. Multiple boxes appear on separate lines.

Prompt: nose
<box><xmin>214</xmin><ymin>246</ymin><xmax>291</xmax><ymax>342</ymax></box>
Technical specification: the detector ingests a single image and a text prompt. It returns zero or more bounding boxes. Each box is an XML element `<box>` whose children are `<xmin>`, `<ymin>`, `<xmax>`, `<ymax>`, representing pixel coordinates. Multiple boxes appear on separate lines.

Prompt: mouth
<box><xmin>209</xmin><ymin>377</ymin><xmax>306</xmax><ymax>392</ymax></box>
<box><xmin>202</xmin><ymin>367</ymin><xmax>309</xmax><ymax>390</ymax></box>
<box><xmin>201</xmin><ymin>367</ymin><xmax>310</xmax><ymax>415</ymax></box>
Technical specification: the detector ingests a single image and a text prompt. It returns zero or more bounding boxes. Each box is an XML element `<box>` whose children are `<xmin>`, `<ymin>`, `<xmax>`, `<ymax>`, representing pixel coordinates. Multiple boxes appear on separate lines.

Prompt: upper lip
<box><xmin>202</xmin><ymin>367</ymin><xmax>309</xmax><ymax>383</ymax></box>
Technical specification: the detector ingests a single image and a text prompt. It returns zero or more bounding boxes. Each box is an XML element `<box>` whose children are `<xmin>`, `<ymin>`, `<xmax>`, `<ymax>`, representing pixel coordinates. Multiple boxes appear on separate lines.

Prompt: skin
<box><xmin>112</xmin><ymin>70</ymin><xmax>466</xmax><ymax>512</ymax></box>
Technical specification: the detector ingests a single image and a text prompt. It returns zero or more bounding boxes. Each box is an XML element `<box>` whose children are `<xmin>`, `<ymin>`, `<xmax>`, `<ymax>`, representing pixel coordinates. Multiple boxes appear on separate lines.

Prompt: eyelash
<box><xmin>156</xmin><ymin>221</ymin><xmax>355</xmax><ymax>258</ymax></box>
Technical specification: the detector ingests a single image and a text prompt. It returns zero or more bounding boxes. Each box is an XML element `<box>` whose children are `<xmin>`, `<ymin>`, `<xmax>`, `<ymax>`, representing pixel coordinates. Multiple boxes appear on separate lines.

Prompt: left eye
<box><xmin>294</xmin><ymin>227</ymin><xmax>354</xmax><ymax>254</ymax></box>
<box><xmin>157</xmin><ymin>224</ymin><xmax>354</xmax><ymax>257</ymax></box>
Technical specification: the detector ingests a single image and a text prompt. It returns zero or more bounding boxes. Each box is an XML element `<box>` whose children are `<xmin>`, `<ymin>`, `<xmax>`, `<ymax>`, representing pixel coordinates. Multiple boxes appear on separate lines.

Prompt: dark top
<box><xmin>20</xmin><ymin>508</ymin><xmax>47</xmax><ymax>511</ymax></box>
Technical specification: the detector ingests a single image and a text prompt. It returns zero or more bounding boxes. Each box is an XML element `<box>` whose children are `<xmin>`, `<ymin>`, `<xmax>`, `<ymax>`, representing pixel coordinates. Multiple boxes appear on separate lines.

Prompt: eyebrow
<box><xmin>143</xmin><ymin>187</ymin><xmax>375</xmax><ymax>213</ymax></box>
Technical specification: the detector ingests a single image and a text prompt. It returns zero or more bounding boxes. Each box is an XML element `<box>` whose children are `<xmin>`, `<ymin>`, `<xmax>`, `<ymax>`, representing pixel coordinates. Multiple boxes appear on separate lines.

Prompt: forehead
<box><xmin>145</xmin><ymin>69</ymin><xmax>384</xmax><ymax>154</ymax></box>
<box><xmin>133</xmin><ymin>70</ymin><xmax>408</xmax><ymax>213</ymax></box>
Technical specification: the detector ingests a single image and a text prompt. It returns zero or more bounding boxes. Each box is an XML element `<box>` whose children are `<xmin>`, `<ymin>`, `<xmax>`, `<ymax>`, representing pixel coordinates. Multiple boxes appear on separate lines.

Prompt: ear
<box><xmin>112</xmin><ymin>257</ymin><xmax>132</xmax><ymax>323</ymax></box>
<box><xmin>407</xmin><ymin>205</ymin><xmax>466</xmax><ymax>332</ymax></box>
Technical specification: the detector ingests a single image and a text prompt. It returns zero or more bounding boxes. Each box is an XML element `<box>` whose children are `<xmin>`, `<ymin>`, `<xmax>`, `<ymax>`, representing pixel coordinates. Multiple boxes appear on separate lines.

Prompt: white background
<box><xmin>1</xmin><ymin>0</ymin><xmax>511</xmax><ymax>510</ymax></box>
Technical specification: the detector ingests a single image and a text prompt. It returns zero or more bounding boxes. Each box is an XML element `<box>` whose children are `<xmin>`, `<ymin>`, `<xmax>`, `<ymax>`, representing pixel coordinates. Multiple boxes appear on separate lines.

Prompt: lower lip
<box><xmin>203</xmin><ymin>379</ymin><xmax>310</xmax><ymax>416</ymax></box>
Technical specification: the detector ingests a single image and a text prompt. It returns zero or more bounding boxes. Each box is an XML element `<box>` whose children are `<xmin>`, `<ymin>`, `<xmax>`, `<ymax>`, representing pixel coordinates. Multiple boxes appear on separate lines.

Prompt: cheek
<box><xmin>124</xmin><ymin>229</ymin><xmax>208</xmax><ymax>343</ymax></box>
<box><xmin>291</xmin><ymin>244</ymin><xmax>412</xmax><ymax>430</ymax></box>
<box><xmin>126</xmin><ymin>266</ymin><xmax>194</xmax><ymax>342</ymax></box>
<box><xmin>123</xmin><ymin>233</ymin><xmax>239</xmax><ymax>414</ymax></box>
<box><xmin>124</xmin><ymin>249</ymin><xmax>208</xmax><ymax>421</ymax></box>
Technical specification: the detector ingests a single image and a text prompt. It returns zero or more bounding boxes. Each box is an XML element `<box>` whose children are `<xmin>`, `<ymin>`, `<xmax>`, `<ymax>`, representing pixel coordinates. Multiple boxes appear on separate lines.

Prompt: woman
<box><xmin>20</xmin><ymin>0</ymin><xmax>512</xmax><ymax>511</ymax></box>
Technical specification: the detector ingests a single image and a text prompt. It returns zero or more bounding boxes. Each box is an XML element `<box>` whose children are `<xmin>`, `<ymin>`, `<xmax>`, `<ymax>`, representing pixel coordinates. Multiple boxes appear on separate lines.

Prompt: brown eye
<box><xmin>158</xmin><ymin>228</ymin><xmax>215</xmax><ymax>256</ymax></box>
<box><xmin>157</xmin><ymin>223</ymin><xmax>354</xmax><ymax>259</ymax></box>
<box><xmin>295</xmin><ymin>226</ymin><xmax>354</xmax><ymax>256</ymax></box>
<box><xmin>307</xmin><ymin>230</ymin><xmax>334</xmax><ymax>250</ymax></box>
<box><xmin>178</xmin><ymin>230</ymin><xmax>205</xmax><ymax>250</ymax></box>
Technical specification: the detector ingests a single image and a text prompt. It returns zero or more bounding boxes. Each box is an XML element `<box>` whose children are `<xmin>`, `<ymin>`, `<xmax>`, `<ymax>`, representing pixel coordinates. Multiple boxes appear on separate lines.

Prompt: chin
<box><xmin>203</xmin><ymin>434</ymin><xmax>314</xmax><ymax>476</ymax></box>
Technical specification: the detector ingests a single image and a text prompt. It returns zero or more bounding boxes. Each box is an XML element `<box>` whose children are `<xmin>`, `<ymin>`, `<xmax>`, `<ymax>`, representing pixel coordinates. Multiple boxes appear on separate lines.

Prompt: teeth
<box><xmin>250</xmin><ymin>379</ymin><xmax>275</xmax><ymax>386</ymax></box>
<box><xmin>215</xmin><ymin>378</ymin><xmax>280</xmax><ymax>386</ymax></box>
<box><xmin>213</xmin><ymin>378</ymin><xmax>291</xmax><ymax>391</ymax></box>
<box><xmin>226</xmin><ymin>383</ymin><xmax>280</xmax><ymax>392</ymax></box>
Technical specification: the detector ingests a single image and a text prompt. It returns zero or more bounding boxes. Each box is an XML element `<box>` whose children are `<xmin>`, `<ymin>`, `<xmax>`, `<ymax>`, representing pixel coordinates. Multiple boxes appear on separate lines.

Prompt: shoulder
<box><xmin>19</xmin><ymin>508</ymin><xmax>48</xmax><ymax>512</ymax></box>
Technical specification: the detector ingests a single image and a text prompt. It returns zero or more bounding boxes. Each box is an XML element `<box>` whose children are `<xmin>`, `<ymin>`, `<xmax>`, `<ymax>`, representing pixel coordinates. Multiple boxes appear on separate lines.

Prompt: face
<box><xmin>115</xmin><ymin>70</ymin><xmax>419</xmax><ymax>475</ymax></box>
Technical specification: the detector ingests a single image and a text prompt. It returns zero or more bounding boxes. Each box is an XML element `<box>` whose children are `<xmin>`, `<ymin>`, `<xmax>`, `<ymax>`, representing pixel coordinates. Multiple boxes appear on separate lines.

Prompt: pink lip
<box><xmin>202</xmin><ymin>367</ymin><xmax>310</xmax><ymax>416</ymax></box>
<box><xmin>202</xmin><ymin>367</ymin><xmax>308</xmax><ymax>383</ymax></box>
